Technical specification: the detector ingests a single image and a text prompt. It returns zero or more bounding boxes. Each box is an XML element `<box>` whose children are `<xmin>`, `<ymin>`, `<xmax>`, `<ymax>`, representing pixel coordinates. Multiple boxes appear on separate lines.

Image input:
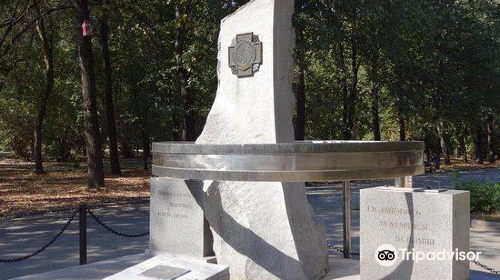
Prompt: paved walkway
<box><xmin>8</xmin><ymin>254</ymin><xmax>499</xmax><ymax>280</ymax></box>
<box><xmin>307</xmin><ymin>167</ymin><xmax>500</xmax><ymax>197</ymax></box>
<box><xmin>0</xmin><ymin>204</ymin><xmax>149</xmax><ymax>280</ymax></box>
<box><xmin>1</xmin><ymin>169</ymin><xmax>499</xmax><ymax>280</ymax></box>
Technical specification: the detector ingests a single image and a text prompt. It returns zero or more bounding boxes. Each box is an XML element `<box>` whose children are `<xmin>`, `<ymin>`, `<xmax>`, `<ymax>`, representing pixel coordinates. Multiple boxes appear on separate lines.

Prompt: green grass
<box><xmin>453</xmin><ymin>180</ymin><xmax>500</xmax><ymax>219</ymax></box>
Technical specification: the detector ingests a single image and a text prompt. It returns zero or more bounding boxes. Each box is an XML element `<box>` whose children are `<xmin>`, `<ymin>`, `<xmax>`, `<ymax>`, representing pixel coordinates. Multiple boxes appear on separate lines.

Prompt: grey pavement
<box><xmin>0</xmin><ymin>153</ymin><xmax>13</xmax><ymax>159</ymax></box>
<box><xmin>7</xmin><ymin>254</ymin><xmax>498</xmax><ymax>280</ymax></box>
<box><xmin>1</xmin><ymin>169</ymin><xmax>499</xmax><ymax>280</ymax></box>
<box><xmin>307</xmin><ymin>167</ymin><xmax>500</xmax><ymax>197</ymax></box>
<box><xmin>0</xmin><ymin>204</ymin><xmax>149</xmax><ymax>280</ymax></box>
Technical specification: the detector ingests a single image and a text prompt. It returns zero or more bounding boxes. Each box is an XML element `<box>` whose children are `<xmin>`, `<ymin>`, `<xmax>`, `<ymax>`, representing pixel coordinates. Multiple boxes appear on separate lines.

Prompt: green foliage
<box><xmin>0</xmin><ymin>57</ymin><xmax>43</xmax><ymax>158</ymax></box>
<box><xmin>0</xmin><ymin>96</ymin><xmax>35</xmax><ymax>159</ymax></box>
<box><xmin>453</xmin><ymin>181</ymin><xmax>500</xmax><ymax>213</ymax></box>
<box><xmin>294</xmin><ymin>0</ymin><xmax>500</xmax><ymax>160</ymax></box>
<box><xmin>0</xmin><ymin>0</ymin><xmax>499</xmax><ymax>165</ymax></box>
<box><xmin>43</xmin><ymin>79</ymin><xmax>82</xmax><ymax>161</ymax></box>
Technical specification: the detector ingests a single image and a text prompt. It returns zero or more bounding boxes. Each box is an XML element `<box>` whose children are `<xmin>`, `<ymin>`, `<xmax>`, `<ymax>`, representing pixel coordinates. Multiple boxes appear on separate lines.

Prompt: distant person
<box><xmin>430</xmin><ymin>156</ymin><xmax>440</xmax><ymax>173</ymax></box>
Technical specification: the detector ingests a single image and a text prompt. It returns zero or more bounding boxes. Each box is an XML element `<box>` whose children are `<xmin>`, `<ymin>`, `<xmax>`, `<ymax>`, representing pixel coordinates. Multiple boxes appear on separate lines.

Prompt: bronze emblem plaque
<box><xmin>228</xmin><ymin>33</ymin><xmax>262</xmax><ymax>77</ymax></box>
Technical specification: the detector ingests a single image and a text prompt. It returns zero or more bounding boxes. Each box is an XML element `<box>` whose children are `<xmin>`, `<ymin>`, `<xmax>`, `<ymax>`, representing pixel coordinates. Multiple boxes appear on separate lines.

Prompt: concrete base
<box><xmin>10</xmin><ymin>254</ymin><xmax>149</xmax><ymax>280</ymax></box>
<box><xmin>324</xmin><ymin>256</ymin><xmax>499</xmax><ymax>280</ymax></box>
<box><xmin>10</xmin><ymin>254</ymin><xmax>496</xmax><ymax>280</ymax></box>
<box><xmin>104</xmin><ymin>254</ymin><xmax>228</xmax><ymax>280</ymax></box>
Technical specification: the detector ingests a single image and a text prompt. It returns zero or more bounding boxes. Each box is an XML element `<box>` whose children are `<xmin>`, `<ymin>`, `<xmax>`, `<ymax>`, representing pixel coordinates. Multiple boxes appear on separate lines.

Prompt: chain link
<box><xmin>0</xmin><ymin>209</ymin><xmax>78</xmax><ymax>263</ymax></box>
<box><xmin>3</xmin><ymin>210</ymin><xmax>497</xmax><ymax>275</ymax></box>
<box><xmin>328</xmin><ymin>244</ymin><xmax>499</xmax><ymax>274</ymax></box>
<box><xmin>86</xmin><ymin>209</ymin><xmax>149</xmax><ymax>238</ymax></box>
<box><xmin>471</xmin><ymin>259</ymin><xmax>500</xmax><ymax>274</ymax></box>
<box><xmin>328</xmin><ymin>244</ymin><xmax>360</xmax><ymax>256</ymax></box>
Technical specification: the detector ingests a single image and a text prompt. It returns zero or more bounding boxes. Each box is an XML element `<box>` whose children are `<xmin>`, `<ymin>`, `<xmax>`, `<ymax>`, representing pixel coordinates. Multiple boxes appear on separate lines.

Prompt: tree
<box><xmin>487</xmin><ymin>111</ymin><xmax>495</xmax><ymax>163</ymax></box>
<box><xmin>99</xmin><ymin>0</ymin><xmax>121</xmax><ymax>175</ymax></box>
<box><xmin>1</xmin><ymin>0</ymin><xmax>499</xmax><ymax>171</ymax></box>
<box><xmin>174</xmin><ymin>2</ymin><xmax>195</xmax><ymax>141</ymax></box>
<box><xmin>33</xmin><ymin>7</ymin><xmax>53</xmax><ymax>174</ymax></box>
<box><xmin>293</xmin><ymin>1</ymin><xmax>307</xmax><ymax>141</ymax></box>
<box><xmin>76</xmin><ymin>0</ymin><xmax>105</xmax><ymax>188</ymax></box>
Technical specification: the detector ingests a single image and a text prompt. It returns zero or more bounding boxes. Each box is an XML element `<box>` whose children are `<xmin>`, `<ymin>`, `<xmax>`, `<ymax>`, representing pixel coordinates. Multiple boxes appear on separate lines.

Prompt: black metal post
<box><xmin>343</xmin><ymin>181</ymin><xmax>352</xmax><ymax>259</ymax></box>
<box><xmin>79</xmin><ymin>204</ymin><xmax>87</xmax><ymax>265</ymax></box>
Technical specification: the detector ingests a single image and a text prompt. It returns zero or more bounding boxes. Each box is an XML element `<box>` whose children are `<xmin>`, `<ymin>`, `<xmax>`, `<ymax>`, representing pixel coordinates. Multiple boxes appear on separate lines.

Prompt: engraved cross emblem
<box><xmin>228</xmin><ymin>33</ymin><xmax>263</xmax><ymax>78</ymax></box>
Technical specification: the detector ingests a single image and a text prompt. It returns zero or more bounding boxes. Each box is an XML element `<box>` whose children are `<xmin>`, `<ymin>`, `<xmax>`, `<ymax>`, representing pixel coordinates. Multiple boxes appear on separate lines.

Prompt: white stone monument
<box><xmin>195</xmin><ymin>0</ymin><xmax>329</xmax><ymax>279</ymax></box>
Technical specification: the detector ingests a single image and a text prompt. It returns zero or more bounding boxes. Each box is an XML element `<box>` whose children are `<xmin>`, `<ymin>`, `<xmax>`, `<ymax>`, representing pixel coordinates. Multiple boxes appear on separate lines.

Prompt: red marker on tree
<box><xmin>82</xmin><ymin>20</ymin><xmax>93</xmax><ymax>37</ymax></box>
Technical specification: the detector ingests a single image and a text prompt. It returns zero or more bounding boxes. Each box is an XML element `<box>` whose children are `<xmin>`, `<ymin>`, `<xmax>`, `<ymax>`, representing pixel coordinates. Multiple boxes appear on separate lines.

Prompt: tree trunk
<box><xmin>180</xmin><ymin>79</ymin><xmax>195</xmax><ymax>140</ymax></box>
<box><xmin>370</xmin><ymin>87</ymin><xmax>381</xmax><ymax>141</ymax></box>
<box><xmin>33</xmin><ymin>126</ymin><xmax>45</xmax><ymax>173</ymax></box>
<box><xmin>342</xmin><ymin>81</ymin><xmax>350</xmax><ymax>140</ymax></box>
<box><xmin>398</xmin><ymin>112</ymin><xmax>406</xmax><ymax>141</ymax></box>
<box><xmin>369</xmin><ymin>54</ymin><xmax>381</xmax><ymax>141</ymax></box>
<box><xmin>175</xmin><ymin>5</ymin><xmax>195</xmax><ymax>141</ymax></box>
<box><xmin>487</xmin><ymin>112</ymin><xmax>495</xmax><ymax>163</ymax></box>
<box><xmin>141</xmin><ymin>118</ymin><xmax>150</xmax><ymax>171</ymax></box>
<box><xmin>294</xmin><ymin>28</ymin><xmax>306</xmax><ymax>141</ymax></box>
<box><xmin>393</xmin><ymin>64</ymin><xmax>407</xmax><ymax>142</ymax></box>
<box><xmin>77</xmin><ymin>0</ymin><xmax>105</xmax><ymax>189</ymax></box>
<box><xmin>433</xmin><ymin>86</ymin><xmax>451</xmax><ymax>164</ymax></box>
<box><xmin>128</xmin><ymin>56</ymin><xmax>150</xmax><ymax>170</ymax></box>
<box><xmin>424</xmin><ymin>136</ymin><xmax>431</xmax><ymax>162</ymax></box>
<box><xmin>294</xmin><ymin>66</ymin><xmax>305</xmax><ymax>141</ymax></box>
<box><xmin>436</xmin><ymin>119</ymin><xmax>451</xmax><ymax>164</ymax></box>
<box><xmin>475</xmin><ymin>124</ymin><xmax>484</xmax><ymax>164</ymax></box>
<box><xmin>396</xmin><ymin>90</ymin><xmax>406</xmax><ymax>141</ymax></box>
<box><xmin>164</xmin><ymin>88</ymin><xmax>180</xmax><ymax>141</ymax></box>
<box><xmin>347</xmin><ymin>31</ymin><xmax>359</xmax><ymax>140</ymax></box>
<box><xmin>457</xmin><ymin>127</ymin><xmax>467</xmax><ymax>162</ymax></box>
<box><xmin>337</xmin><ymin>42</ymin><xmax>351</xmax><ymax>140</ymax></box>
<box><xmin>99</xmin><ymin>2</ymin><xmax>121</xmax><ymax>175</ymax></box>
<box><xmin>33</xmin><ymin>15</ymin><xmax>53</xmax><ymax>174</ymax></box>
<box><xmin>346</xmin><ymin>9</ymin><xmax>359</xmax><ymax>140</ymax></box>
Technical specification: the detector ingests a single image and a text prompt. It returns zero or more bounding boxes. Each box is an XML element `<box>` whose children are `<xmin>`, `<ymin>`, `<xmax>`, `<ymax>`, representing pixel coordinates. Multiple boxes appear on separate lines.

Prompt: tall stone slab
<box><xmin>195</xmin><ymin>0</ymin><xmax>329</xmax><ymax>279</ymax></box>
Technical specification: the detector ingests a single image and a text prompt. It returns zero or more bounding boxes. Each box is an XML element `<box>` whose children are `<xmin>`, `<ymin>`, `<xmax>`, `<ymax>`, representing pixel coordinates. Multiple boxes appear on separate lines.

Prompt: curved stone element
<box><xmin>152</xmin><ymin>141</ymin><xmax>424</xmax><ymax>182</ymax></box>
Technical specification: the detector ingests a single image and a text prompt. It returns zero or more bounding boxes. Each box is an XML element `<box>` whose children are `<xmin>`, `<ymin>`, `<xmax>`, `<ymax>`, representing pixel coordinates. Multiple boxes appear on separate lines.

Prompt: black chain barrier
<box><xmin>86</xmin><ymin>208</ymin><xmax>149</xmax><ymax>238</ymax></box>
<box><xmin>328</xmin><ymin>244</ymin><xmax>499</xmax><ymax>274</ymax></box>
<box><xmin>0</xmin><ymin>208</ymin><xmax>79</xmax><ymax>263</ymax></box>
<box><xmin>1</xmin><ymin>209</ymin><xmax>498</xmax><ymax>276</ymax></box>
<box><xmin>328</xmin><ymin>244</ymin><xmax>360</xmax><ymax>256</ymax></box>
<box><xmin>471</xmin><ymin>259</ymin><xmax>500</xmax><ymax>275</ymax></box>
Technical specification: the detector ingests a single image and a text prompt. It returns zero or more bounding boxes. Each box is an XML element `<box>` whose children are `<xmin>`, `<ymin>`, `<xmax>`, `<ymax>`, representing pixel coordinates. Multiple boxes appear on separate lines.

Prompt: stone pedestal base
<box><xmin>10</xmin><ymin>252</ymin><xmax>496</xmax><ymax>280</ymax></box>
<box><xmin>360</xmin><ymin>188</ymin><xmax>470</xmax><ymax>280</ymax></box>
<box><xmin>103</xmin><ymin>254</ymin><xmax>229</xmax><ymax>280</ymax></box>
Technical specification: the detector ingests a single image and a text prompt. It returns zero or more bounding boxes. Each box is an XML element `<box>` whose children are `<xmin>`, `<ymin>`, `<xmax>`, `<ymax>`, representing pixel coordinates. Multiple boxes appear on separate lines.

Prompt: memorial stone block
<box><xmin>360</xmin><ymin>188</ymin><xmax>470</xmax><ymax>280</ymax></box>
<box><xmin>149</xmin><ymin>178</ymin><xmax>213</xmax><ymax>258</ymax></box>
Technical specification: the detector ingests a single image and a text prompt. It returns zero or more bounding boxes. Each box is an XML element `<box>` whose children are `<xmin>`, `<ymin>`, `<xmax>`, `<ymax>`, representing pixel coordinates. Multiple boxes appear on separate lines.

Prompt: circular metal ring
<box><xmin>152</xmin><ymin>141</ymin><xmax>424</xmax><ymax>182</ymax></box>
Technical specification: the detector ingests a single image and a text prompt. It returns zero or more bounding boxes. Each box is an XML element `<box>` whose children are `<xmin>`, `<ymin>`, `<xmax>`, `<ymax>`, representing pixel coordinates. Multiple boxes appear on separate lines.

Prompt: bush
<box><xmin>453</xmin><ymin>181</ymin><xmax>500</xmax><ymax>213</ymax></box>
